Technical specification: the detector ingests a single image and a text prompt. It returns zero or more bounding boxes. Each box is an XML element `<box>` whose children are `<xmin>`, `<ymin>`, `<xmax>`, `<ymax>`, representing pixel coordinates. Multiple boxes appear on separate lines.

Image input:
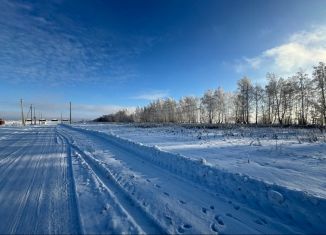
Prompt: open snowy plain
<box><xmin>0</xmin><ymin>124</ymin><xmax>325</xmax><ymax>234</ymax></box>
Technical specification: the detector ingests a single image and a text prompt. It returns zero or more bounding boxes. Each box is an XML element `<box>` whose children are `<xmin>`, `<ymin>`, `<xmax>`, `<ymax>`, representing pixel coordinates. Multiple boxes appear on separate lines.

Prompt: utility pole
<box><xmin>30</xmin><ymin>104</ymin><xmax>33</xmax><ymax>125</ymax></box>
<box><xmin>69</xmin><ymin>102</ymin><xmax>72</xmax><ymax>124</ymax></box>
<box><xmin>20</xmin><ymin>99</ymin><xmax>25</xmax><ymax>126</ymax></box>
<box><xmin>33</xmin><ymin>106</ymin><xmax>36</xmax><ymax>125</ymax></box>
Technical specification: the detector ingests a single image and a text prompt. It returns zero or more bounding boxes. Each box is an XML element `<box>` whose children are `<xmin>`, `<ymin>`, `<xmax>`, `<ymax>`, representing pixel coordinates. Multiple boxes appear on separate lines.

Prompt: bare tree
<box><xmin>253</xmin><ymin>84</ymin><xmax>263</xmax><ymax>124</ymax></box>
<box><xmin>293</xmin><ymin>71</ymin><xmax>311</xmax><ymax>125</ymax></box>
<box><xmin>236</xmin><ymin>77</ymin><xmax>253</xmax><ymax>123</ymax></box>
<box><xmin>265</xmin><ymin>73</ymin><xmax>278</xmax><ymax>124</ymax></box>
<box><xmin>313</xmin><ymin>62</ymin><xmax>326</xmax><ymax>125</ymax></box>
<box><xmin>214</xmin><ymin>87</ymin><xmax>226</xmax><ymax>123</ymax></box>
<box><xmin>201</xmin><ymin>90</ymin><xmax>216</xmax><ymax>124</ymax></box>
<box><xmin>179</xmin><ymin>96</ymin><xmax>198</xmax><ymax>123</ymax></box>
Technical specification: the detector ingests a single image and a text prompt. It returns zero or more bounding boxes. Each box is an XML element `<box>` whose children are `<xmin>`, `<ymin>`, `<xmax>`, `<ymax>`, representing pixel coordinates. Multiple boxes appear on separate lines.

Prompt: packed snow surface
<box><xmin>0</xmin><ymin>124</ymin><xmax>325</xmax><ymax>234</ymax></box>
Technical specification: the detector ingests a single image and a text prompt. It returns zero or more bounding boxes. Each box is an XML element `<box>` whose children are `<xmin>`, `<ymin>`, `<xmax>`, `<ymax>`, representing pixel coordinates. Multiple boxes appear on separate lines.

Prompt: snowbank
<box><xmin>65</xmin><ymin>125</ymin><xmax>326</xmax><ymax>233</ymax></box>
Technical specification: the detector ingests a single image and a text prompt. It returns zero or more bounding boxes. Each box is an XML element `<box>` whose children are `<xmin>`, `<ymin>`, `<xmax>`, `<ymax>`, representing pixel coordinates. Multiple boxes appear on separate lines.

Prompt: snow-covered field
<box><xmin>0</xmin><ymin>124</ymin><xmax>325</xmax><ymax>234</ymax></box>
<box><xmin>75</xmin><ymin>123</ymin><xmax>326</xmax><ymax>198</ymax></box>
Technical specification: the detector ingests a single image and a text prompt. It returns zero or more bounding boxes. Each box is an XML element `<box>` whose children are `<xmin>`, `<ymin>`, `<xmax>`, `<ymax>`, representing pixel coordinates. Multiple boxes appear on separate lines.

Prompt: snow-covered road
<box><xmin>0</xmin><ymin>125</ymin><xmax>325</xmax><ymax>234</ymax></box>
<box><xmin>0</xmin><ymin>126</ymin><xmax>81</xmax><ymax>234</ymax></box>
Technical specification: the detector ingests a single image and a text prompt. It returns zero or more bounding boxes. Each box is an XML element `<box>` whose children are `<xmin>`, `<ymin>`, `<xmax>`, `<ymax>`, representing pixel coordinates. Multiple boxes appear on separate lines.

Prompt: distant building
<box><xmin>25</xmin><ymin>119</ymin><xmax>33</xmax><ymax>125</ymax></box>
<box><xmin>0</xmin><ymin>119</ymin><xmax>5</xmax><ymax>125</ymax></box>
<box><xmin>39</xmin><ymin>119</ymin><xmax>46</xmax><ymax>125</ymax></box>
<box><xmin>61</xmin><ymin>119</ymin><xmax>69</xmax><ymax>123</ymax></box>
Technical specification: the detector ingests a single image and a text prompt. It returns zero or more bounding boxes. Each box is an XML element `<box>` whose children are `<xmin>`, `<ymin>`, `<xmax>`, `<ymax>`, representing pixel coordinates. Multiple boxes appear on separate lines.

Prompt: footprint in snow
<box><xmin>146</xmin><ymin>179</ymin><xmax>151</xmax><ymax>183</ymax></box>
<box><xmin>211</xmin><ymin>215</ymin><xmax>226</xmax><ymax>233</ymax></box>
<box><xmin>100</xmin><ymin>205</ymin><xmax>109</xmax><ymax>214</ymax></box>
<box><xmin>179</xmin><ymin>200</ymin><xmax>186</xmax><ymax>204</ymax></box>
<box><xmin>210</xmin><ymin>205</ymin><xmax>215</xmax><ymax>210</ymax></box>
<box><xmin>214</xmin><ymin>215</ymin><xmax>225</xmax><ymax>226</ymax></box>
<box><xmin>182</xmin><ymin>224</ymin><xmax>192</xmax><ymax>229</ymax></box>
<box><xmin>164</xmin><ymin>192</ymin><xmax>170</xmax><ymax>196</ymax></box>
<box><xmin>202</xmin><ymin>207</ymin><xmax>208</xmax><ymax>214</ymax></box>
<box><xmin>177</xmin><ymin>226</ymin><xmax>185</xmax><ymax>234</ymax></box>
<box><xmin>233</xmin><ymin>204</ymin><xmax>240</xmax><ymax>210</ymax></box>
<box><xmin>164</xmin><ymin>215</ymin><xmax>173</xmax><ymax>225</ymax></box>
<box><xmin>155</xmin><ymin>184</ymin><xmax>161</xmax><ymax>188</ymax></box>
<box><xmin>210</xmin><ymin>223</ymin><xmax>219</xmax><ymax>233</ymax></box>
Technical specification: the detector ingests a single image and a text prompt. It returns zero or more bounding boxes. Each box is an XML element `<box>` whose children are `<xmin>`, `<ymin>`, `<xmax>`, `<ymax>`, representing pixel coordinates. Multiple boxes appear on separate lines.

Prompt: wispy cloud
<box><xmin>0</xmin><ymin>0</ymin><xmax>160</xmax><ymax>85</ymax></box>
<box><xmin>235</xmin><ymin>26</ymin><xmax>326</xmax><ymax>78</ymax></box>
<box><xmin>132</xmin><ymin>90</ymin><xmax>169</xmax><ymax>101</ymax></box>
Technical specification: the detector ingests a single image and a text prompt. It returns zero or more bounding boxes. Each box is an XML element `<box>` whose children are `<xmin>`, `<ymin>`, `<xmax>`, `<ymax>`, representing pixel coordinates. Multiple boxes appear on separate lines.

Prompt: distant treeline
<box><xmin>94</xmin><ymin>110</ymin><xmax>134</xmax><ymax>123</ymax></box>
<box><xmin>95</xmin><ymin>62</ymin><xmax>326</xmax><ymax>126</ymax></box>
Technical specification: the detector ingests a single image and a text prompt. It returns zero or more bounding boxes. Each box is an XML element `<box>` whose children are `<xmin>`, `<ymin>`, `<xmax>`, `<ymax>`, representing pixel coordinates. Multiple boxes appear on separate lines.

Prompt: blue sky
<box><xmin>1</xmin><ymin>0</ymin><xmax>326</xmax><ymax>119</ymax></box>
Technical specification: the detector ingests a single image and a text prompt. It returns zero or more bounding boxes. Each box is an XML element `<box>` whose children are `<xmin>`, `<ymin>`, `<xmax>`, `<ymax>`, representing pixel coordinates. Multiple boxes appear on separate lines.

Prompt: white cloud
<box><xmin>132</xmin><ymin>90</ymin><xmax>169</xmax><ymax>101</ymax></box>
<box><xmin>235</xmin><ymin>26</ymin><xmax>326</xmax><ymax>78</ymax></box>
<box><xmin>0</xmin><ymin>0</ymin><xmax>160</xmax><ymax>85</ymax></box>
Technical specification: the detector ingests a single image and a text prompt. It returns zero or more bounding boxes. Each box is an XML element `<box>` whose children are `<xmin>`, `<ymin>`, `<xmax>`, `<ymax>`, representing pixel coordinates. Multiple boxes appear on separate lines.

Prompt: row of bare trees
<box><xmin>137</xmin><ymin>62</ymin><xmax>326</xmax><ymax>125</ymax></box>
<box><xmin>233</xmin><ymin>62</ymin><xmax>326</xmax><ymax>125</ymax></box>
<box><xmin>97</xmin><ymin>62</ymin><xmax>326</xmax><ymax>125</ymax></box>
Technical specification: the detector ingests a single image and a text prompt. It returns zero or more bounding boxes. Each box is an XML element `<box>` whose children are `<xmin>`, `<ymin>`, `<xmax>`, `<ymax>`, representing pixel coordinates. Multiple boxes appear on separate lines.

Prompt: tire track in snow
<box><xmin>55</xmin><ymin>131</ymin><xmax>83</xmax><ymax>234</ymax></box>
<box><xmin>70</xmin><ymin>145</ymin><xmax>142</xmax><ymax>234</ymax></box>
<box><xmin>72</xmin><ymin>145</ymin><xmax>165</xmax><ymax>234</ymax></box>
<box><xmin>58</xmin><ymin>129</ymin><xmax>165</xmax><ymax>234</ymax></box>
